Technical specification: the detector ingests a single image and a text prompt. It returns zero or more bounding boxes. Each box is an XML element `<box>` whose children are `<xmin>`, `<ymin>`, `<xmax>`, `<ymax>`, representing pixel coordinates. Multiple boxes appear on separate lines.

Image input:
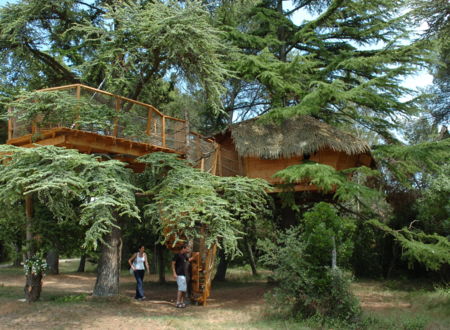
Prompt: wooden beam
<box><xmin>36</xmin><ymin>84</ymin><xmax>81</xmax><ymax>92</ymax></box>
<box><xmin>21</xmin><ymin>135</ymin><xmax>66</xmax><ymax>148</ymax></box>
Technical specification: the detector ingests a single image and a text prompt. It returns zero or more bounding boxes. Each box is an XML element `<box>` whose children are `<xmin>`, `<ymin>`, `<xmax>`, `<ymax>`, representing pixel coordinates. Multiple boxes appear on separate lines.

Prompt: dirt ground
<box><xmin>0</xmin><ymin>264</ymin><xmax>447</xmax><ymax>329</ymax></box>
<box><xmin>0</xmin><ymin>268</ymin><xmax>268</xmax><ymax>330</ymax></box>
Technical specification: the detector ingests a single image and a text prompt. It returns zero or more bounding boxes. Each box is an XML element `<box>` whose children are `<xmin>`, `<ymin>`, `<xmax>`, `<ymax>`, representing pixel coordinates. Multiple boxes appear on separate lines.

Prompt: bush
<box><xmin>259</xmin><ymin>203</ymin><xmax>361</xmax><ymax>321</ymax></box>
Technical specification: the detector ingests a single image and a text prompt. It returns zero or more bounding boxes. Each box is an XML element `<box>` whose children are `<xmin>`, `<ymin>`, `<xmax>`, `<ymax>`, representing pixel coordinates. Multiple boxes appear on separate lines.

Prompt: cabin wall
<box><xmin>243</xmin><ymin>148</ymin><xmax>363</xmax><ymax>185</ymax></box>
<box><xmin>218</xmin><ymin>137</ymin><xmax>243</xmax><ymax>176</ymax></box>
<box><xmin>216</xmin><ymin>136</ymin><xmax>371</xmax><ymax>192</ymax></box>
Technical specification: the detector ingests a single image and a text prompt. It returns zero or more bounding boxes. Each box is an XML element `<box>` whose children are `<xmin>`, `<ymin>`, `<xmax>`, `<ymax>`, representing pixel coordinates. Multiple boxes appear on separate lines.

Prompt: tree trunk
<box><xmin>214</xmin><ymin>249</ymin><xmax>228</xmax><ymax>282</ymax></box>
<box><xmin>157</xmin><ymin>244</ymin><xmax>165</xmax><ymax>284</ymax></box>
<box><xmin>12</xmin><ymin>241</ymin><xmax>22</xmax><ymax>267</ymax></box>
<box><xmin>24</xmin><ymin>273</ymin><xmax>43</xmax><ymax>302</ymax></box>
<box><xmin>386</xmin><ymin>243</ymin><xmax>398</xmax><ymax>279</ymax></box>
<box><xmin>245</xmin><ymin>240</ymin><xmax>258</xmax><ymax>276</ymax></box>
<box><xmin>46</xmin><ymin>249</ymin><xmax>59</xmax><ymax>275</ymax></box>
<box><xmin>93</xmin><ymin>224</ymin><xmax>122</xmax><ymax>296</ymax></box>
<box><xmin>25</xmin><ymin>194</ymin><xmax>34</xmax><ymax>259</ymax></box>
<box><xmin>331</xmin><ymin>236</ymin><xmax>337</xmax><ymax>270</ymax></box>
<box><xmin>77</xmin><ymin>254</ymin><xmax>87</xmax><ymax>273</ymax></box>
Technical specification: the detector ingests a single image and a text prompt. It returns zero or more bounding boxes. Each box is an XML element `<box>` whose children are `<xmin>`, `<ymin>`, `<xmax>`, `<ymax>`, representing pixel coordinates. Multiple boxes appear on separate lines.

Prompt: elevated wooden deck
<box><xmin>7</xmin><ymin>84</ymin><xmax>216</xmax><ymax>172</ymax></box>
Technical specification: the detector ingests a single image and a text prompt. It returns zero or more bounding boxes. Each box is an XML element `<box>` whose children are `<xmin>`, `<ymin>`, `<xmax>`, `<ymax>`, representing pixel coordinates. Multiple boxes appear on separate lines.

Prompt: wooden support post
<box><xmin>75</xmin><ymin>85</ymin><xmax>81</xmax><ymax>129</ymax></box>
<box><xmin>162</xmin><ymin>116</ymin><xmax>166</xmax><ymax>147</ymax></box>
<box><xmin>146</xmin><ymin>108</ymin><xmax>152</xmax><ymax>136</ymax></box>
<box><xmin>218</xmin><ymin>145</ymin><xmax>223</xmax><ymax>176</ymax></box>
<box><xmin>196</xmin><ymin>135</ymin><xmax>201</xmax><ymax>166</ymax></box>
<box><xmin>113</xmin><ymin>98</ymin><xmax>121</xmax><ymax>137</ymax></box>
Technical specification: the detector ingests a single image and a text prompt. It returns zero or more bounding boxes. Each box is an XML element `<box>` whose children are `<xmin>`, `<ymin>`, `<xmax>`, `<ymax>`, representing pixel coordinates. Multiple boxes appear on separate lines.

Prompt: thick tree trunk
<box><xmin>157</xmin><ymin>244</ymin><xmax>165</xmax><ymax>284</ymax></box>
<box><xmin>25</xmin><ymin>194</ymin><xmax>34</xmax><ymax>259</ymax></box>
<box><xmin>46</xmin><ymin>249</ymin><xmax>59</xmax><ymax>275</ymax></box>
<box><xmin>77</xmin><ymin>254</ymin><xmax>87</xmax><ymax>273</ymax></box>
<box><xmin>214</xmin><ymin>249</ymin><xmax>228</xmax><ymax>282</ymax></box>
<box><xmin>245</xmin><ymin>240</ymin><xmax>258</xmax><ymax>276</ymax></box>
<box><xmin>24</xmin><ymin>273</ymin><xmax>43</xmax><ymax>302</ymax></box>
<box><xmin>93</xmin><ymin>224</ymin><xmax>122</xmax><ymax>296</ymax></box>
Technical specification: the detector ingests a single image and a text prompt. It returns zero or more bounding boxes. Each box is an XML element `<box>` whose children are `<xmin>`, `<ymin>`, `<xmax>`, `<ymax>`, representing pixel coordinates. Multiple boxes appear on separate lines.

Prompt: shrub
<box><xmin>259</xmin><ymin>203</ymin><xmax>361</xmax><ymax>321</ymax></box>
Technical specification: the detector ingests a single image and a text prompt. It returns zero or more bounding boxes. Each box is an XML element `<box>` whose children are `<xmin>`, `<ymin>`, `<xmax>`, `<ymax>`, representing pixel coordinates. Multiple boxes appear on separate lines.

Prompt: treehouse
<box><xmin>6</xmin><ymin>83</ymin><xmax>218</xmax><ymax>305</ymax></box>
<box><xmin>214</xmin><ymin>116</ymin><xmax>375</xmax><ymax>191</ymax></box>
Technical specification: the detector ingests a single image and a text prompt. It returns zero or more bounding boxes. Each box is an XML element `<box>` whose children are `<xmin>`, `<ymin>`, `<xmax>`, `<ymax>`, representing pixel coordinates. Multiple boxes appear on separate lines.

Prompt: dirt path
<box><xmin>0</xmin><ymin>270</ymin><xmax>267</xmax><ymax>329</ymax></box>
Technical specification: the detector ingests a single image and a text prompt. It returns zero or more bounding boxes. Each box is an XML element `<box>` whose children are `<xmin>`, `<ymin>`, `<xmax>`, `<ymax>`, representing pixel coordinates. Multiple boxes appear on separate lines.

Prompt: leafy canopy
<box><xmin>137</xmin><ymin>152</ymin><xmax>271</xmax><ymax>257</ymax></box>
<box><xmin>0</xmin><ymin>145</ymin><xmax>140</xmax><ymax>250</ymax></box>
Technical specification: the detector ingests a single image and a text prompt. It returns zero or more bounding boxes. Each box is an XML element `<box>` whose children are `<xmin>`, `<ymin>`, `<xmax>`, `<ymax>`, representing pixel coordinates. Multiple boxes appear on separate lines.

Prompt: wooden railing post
<box><xmin>146</xmin><ymin>108</ymin><xmax>152</xmax><ymax>136</ymax></box>
<box><xmin>113</xmin><ymin>97</ymin><xmax>121</xmax><ymax>137</ymax></box>
<box><xmin>162</xmin><ymin>116</ymin><xmax>166</xmax><ymax>147</ymax></box>
<box><xmin>75</xmin><ymin>85</ymin><xmax>81</xmax><ymax>129</ymax></box>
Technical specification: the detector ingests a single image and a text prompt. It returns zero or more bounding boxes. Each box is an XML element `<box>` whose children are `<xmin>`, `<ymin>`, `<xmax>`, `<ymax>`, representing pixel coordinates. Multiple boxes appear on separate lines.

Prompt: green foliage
<box><xmin>69</xmin><ymin>0</ymin><xmax>230</xmax><ymax>114</ymax></box>
<box><xmin>368</xmin><ymin>219</ymin><xmax>450</xmax><ymax>271</ymax></box>
<box><xmin>301</xmin><ymin>202</ymin><xmax>356</xmax><ymax>268</ymax></box>
<box><xmin>416</xmin><ymin>163</ymin><xmax>450</xmax><ymax>235</ymax></box>
<box><xmin>0</xmin><ymin>145</ymin><xmax>140</xmax><ymax>250</ymax></box>
<box><xmin>373</xmin><ymin>139</ymin><xmax>450</xmax><ymax>187</ymax></box>
<box><xmin>217</xmin><ymin>0</ymin><xmax>432</xmax><ymax>141</ymax></box>
<box><xmin>259</xmin><ymin>215</ymin><xmax>361</xmax><ymax>321</ymax></box>
<box><xmin>274</xmin><ymin>161</ymin><xmax>381</xmax><ymax>205</ymax></box>
<box><xmin>137</xmin><ymin>152</ymin><xmax>271</xmax><ymax>257</ymax></box>
<box><xmin>3</xmin><ymin>90</ymin><xmax>116</xmax><ymax>133</ymax></box>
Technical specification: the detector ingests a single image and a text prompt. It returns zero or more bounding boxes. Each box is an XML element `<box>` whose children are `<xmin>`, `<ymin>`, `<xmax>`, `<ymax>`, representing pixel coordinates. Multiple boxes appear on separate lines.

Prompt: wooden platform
<box><xmin>7</xmin><ymin>127</ymin><xmax>182</xmax><ymax>172</ymax></box>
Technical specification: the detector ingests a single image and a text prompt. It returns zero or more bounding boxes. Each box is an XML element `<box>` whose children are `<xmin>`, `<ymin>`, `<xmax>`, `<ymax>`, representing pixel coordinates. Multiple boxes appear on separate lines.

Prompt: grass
<box><xmin>0</xmin><ymin>260</ymin><xmax>449</xmax><ymax>329</ymax></box>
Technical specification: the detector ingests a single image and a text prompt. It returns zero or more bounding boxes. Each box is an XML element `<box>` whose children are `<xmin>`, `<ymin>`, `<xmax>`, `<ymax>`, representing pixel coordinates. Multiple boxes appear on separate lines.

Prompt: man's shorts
<box><xmin>176</xmin><ymin>275</ymin><xmax>187</xmax><ymax>292</ymax></box>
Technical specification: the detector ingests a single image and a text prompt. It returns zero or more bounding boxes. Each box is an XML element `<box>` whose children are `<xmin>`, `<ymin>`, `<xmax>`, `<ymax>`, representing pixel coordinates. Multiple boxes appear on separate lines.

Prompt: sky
<box><xmin>0</xmin><ymin>0</ymin><xmax>434</xmax><ymax>93</ymax></box>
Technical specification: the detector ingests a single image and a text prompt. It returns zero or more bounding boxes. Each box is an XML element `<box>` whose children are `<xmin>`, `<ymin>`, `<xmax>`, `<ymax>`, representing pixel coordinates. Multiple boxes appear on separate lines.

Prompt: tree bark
<box><xmin>93</xmin><ymin>224</ymin><xmax>122</xmax><ymax>296</ymax></box>
<box><xmin>24</xmin><ymin>273</ymin><xmax>43</xmax><ymax>302</ymax></box>
<box><xmin>25</xmin><ymin>194</ymin><xmax>34</xmax><ymax>259</ymax></box>
<box><xmin>157</xmin><ymin>244</ymin><xmax>166</xmax><ymax>284</ymax></box>
<box><xmin>245</xmin><ymin>240</ymin><xmax>258</xmax><ymax>276</ymax></box>
<box><xmin>214</xmin><ymin>249</ymin><xmax>228</xmax><ymax>282</ymax></box>
<box><xmin>77</xmin><ymin>254</ymin><xmax>87</xmax><ymax>273</ymax></box>
<box><xmin>46</xmin><ymin>249</ymin><xmax>59</xmax><ymax>275</ymax></box>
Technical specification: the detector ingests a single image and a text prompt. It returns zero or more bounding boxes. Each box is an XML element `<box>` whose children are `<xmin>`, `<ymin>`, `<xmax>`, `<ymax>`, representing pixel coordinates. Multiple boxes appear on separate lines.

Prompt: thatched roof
<box><xmin>229</xmin><ymin>116</ymin><xmax>371</xmax><ymax>159</ymax></box>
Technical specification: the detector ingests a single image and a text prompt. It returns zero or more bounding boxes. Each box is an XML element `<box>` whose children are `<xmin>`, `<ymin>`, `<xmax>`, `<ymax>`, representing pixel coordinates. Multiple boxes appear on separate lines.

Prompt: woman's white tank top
<box><xmin>134</xmin><ymin>253</ymin><xmax>145</xmax><ymax>270</ymax></box>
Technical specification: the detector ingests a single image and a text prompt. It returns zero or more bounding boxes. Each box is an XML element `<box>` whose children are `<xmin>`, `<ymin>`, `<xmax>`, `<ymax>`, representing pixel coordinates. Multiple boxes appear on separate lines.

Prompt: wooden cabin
<box><xmin>215</xmin><ymin>116</ymin><xmax>374</xmax><ymax>191</ymax></box>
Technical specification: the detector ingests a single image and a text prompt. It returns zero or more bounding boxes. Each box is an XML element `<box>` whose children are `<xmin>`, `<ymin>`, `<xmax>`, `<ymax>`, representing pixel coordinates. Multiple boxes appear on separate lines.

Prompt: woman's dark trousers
<box><xmin>134</xmin><ymin>269</ymin><xmax>145</xmax><ymax>299</ymax></box>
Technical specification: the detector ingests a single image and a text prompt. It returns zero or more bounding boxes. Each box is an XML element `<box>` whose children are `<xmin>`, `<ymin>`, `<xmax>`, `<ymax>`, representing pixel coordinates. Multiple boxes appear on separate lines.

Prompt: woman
<box><xmin>128</xmin><ymin>245</ymin><xmax>150</xmax><ymax>300</ymax></box>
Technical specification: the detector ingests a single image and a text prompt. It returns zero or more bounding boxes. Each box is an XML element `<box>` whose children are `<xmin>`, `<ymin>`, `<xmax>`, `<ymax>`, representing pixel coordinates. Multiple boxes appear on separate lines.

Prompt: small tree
<box><xmin>259</xmin><ymin>203</ymin><xmax>360</xmax><ymax>321</ymax></box>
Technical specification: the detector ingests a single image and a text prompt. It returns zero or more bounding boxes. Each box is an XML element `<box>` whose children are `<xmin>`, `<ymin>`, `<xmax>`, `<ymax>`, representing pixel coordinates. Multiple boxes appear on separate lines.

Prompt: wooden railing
<box><xmin>7</xmin><ymin>84</ymin><xmax>216</xmax><ymax>160</ymax></box>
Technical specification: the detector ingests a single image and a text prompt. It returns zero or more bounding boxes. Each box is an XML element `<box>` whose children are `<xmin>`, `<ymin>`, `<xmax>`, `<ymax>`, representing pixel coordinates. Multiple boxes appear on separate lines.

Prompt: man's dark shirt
<box><xmin>172</xmin><ymin>253</ymin><xmax>188</xmax><ymax>276</ymax></box>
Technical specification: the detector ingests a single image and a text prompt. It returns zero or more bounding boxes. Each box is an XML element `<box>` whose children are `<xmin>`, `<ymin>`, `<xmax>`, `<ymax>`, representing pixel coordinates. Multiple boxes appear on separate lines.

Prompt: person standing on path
<box><xmin>172</xmin><ymin>244</ymin><xmax>194</xmax><ymax>308</ymax></box>
<box><xmin>129</xmin><ymin>245</ymin><xmax>150</xmax><ymax>300</ymax></box>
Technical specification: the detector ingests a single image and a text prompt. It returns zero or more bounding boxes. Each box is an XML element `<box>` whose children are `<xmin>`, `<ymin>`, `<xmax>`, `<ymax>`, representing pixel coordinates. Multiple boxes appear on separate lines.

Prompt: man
<box><xmin>172</xmin><ymin>244</ymin><xmax>194</xmax><ymax>308</ymax></box>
